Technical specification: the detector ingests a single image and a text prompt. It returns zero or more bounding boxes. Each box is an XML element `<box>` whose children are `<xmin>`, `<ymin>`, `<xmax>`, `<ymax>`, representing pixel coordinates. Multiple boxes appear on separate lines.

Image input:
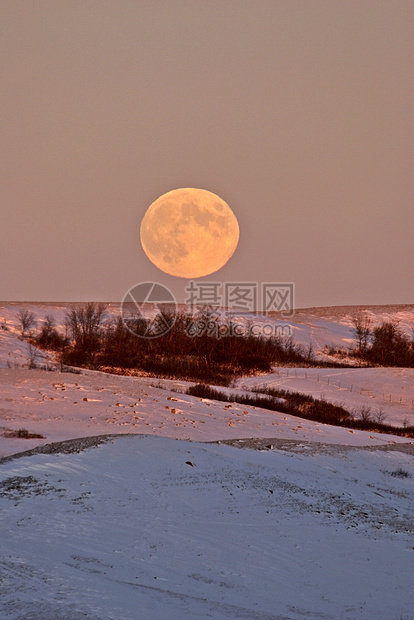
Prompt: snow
<box><xmin>0</xmin><ymin>367</ymin><xmax>412</xmax><ymax>460</ymax></box>
<box><xmin>0</xmin><ymin>302</ymin><xmax>413</xmax><ymax>618</ymax></box>
<box><xmin>238</xmin><ymin>366</ymin><xmax>414</xmax><ymax>428</ymax></box>
<box><xmin>0</xmin><ymin>435</ymin><xmax>413</xmax><ymax>619</ymax></box>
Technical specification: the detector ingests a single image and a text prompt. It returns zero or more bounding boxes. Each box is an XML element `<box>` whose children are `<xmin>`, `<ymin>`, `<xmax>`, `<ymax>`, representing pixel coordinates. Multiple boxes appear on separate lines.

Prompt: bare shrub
<box><xmin>358</xmin><ymin>405</ymin><xmax>373</xmax><ymax>423</ymax></box>
<box><xmin>26</xmin><ymin>343</ymin><xmax>40</xmax><ymax>369</ymax></box>
<box><xmin>389</xmin><ymin>468</ymin><xmax>411</xmax><ymax>479</ymax></box>
<box><xmin>36</xmin><ymin>315</ymin><xmax>66</xmax><ymax>350</ymax></box>
<box><xmin>374</xmin><ymin>407</ymin><xmax>386</xmax><ymax>424</ymax></box>
<box><xmin>5</xmin><ymin>428</ymin><xmax>45</xmax><ymax>439</ymax></box>
<box><xmin>16</xmin><ymin>308</ymin><xmax>37</xmax><ymax>338</ymax></box>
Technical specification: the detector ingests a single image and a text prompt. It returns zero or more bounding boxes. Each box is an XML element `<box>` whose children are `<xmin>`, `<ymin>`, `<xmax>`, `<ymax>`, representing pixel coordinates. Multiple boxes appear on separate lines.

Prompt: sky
<box><xmin>1</xmin><ymin>0</ymin><xmax>413</xmax><ymax>309</ymax></box>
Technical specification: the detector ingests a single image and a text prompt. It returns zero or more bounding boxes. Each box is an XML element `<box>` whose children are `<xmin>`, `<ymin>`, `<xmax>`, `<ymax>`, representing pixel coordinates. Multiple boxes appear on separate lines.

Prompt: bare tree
<box><xmin>351</xmin><ymin>311</ymin><xmax>372</xmax><ymax>355</ymax></box>
<box><xmin>369</xmin><ymin>320</ymin><xmax>411</xmax><ymax>366</ymax></box>
<box><xmin>43</xmin><ymin>314</ymin><xmax>56</xmax><ymax>330</ymax></box>
<box><xmin>26</xmin><ymin>342</ymin><xmax>40</xmax><ymax>369</ymax></box>
<box><xmin>64</xmin><ymin>302</ymin><xmax>107</xmax><ymax>363</ymax></box>
<box><xmin>16</xmin><ymin>308</ymin><xmax>37</xmax><ymax>339</ymax></box>
<box><xmin>65</xmin><ymin>303</ymin><xmax>107</xmax><ymax>341</ymax></box>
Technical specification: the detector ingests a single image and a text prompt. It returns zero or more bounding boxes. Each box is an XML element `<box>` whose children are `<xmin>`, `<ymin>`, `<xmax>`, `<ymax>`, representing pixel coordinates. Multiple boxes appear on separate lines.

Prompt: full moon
<box><xmin>140</xmin><ymin>188</ymin><xmax>239</xmax><ymax>278</ymax></box>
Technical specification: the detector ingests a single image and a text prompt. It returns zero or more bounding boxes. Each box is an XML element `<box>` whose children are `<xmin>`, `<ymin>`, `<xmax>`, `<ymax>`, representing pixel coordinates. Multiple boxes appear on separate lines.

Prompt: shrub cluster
<box><xmin>26</xmin><ymin>303</ymin><xmax>355</xmax><ymax>381</ymax></box>
<box><xmin>36</xmin><ymin>314</ymin><xmax>67</xmax><ymax>351</ymax></box>
<box><xmin>51</xmin><ymin>305</ymin><xmax>318</xmax><ymax>384</ymax></box>
<box><xmin>351</xmin><ymin>315</ymin><xmax>414</xmax><ymax>367</ymax></box>
<box><xmin>367</xmin><ymin>322</ymin><xmax>414</xmax><ymax>366</ymax></box>
<box><xmin>187</xmin><ymin>384</ymin><xmax>414</xmax><ymax>438</ymax></box>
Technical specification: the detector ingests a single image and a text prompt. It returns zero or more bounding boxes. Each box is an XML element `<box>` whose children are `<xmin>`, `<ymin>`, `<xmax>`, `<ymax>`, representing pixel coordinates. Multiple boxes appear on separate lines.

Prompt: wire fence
<box><xmin>252</xmin><ymin>367</ymin><xmax>414</xmax><ymax>409</ymax></box>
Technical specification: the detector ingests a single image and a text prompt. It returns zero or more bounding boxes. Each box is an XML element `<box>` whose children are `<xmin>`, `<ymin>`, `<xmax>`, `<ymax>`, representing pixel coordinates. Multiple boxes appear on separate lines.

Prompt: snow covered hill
<box><xmin>1</xmin><ymin>301</ymin><xmax>413</xmax><ymax>458</ymax></box>
<box><xmin>0</xmin><ymin>302</ymin><xmax>413</xmax><ymax>618</ymax></box>
<box><xmin>1</xmin><ymin>435</ymin><xmax>413</xmax><ymax>620</ymax></box>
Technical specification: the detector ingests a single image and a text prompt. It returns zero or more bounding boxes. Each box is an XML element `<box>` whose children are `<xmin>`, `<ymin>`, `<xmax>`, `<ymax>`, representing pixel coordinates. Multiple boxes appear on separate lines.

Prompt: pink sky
<box><xmin>1</xmin><ymin>1</ymin><xmax>413</xmax><ymax>307</ymax></box>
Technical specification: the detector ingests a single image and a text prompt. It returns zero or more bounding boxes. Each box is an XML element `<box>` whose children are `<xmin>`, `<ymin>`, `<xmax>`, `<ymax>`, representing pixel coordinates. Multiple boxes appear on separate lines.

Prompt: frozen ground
<box><xmin>1</xmin><ymin>302</ymin><xmax>413</xmax><ymax>457</ymax></box>
<box><xmin>0</xmin><ymin>302</ymin><xmax>413</xmax><ymax>619</ymax></box>
<box><xmin>1</xmin><ymin>366</ymin><xmax>413</xmax><ymax>460</ymax></box>
<box><xmin>1</xmin><ymin>435</ymin><xmax>413</xmax><ymax>620</ymax></box>
<box><xmin>238</xmin><ymin>366</ymin><xmax>414</xmax><ymax>428</ymax></box>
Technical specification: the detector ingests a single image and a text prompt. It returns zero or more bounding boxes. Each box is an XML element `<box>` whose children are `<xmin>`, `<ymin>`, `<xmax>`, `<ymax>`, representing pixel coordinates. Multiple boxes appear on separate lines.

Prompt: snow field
<box><xmin>0</xmin><ymin>435</ymin><xmax>413</xmax><ymax>619</ymax></box>
<box><xmin>1</xmin><ymin>302</ymin><xmax>413</xmax><ymax>618</ymax></box>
